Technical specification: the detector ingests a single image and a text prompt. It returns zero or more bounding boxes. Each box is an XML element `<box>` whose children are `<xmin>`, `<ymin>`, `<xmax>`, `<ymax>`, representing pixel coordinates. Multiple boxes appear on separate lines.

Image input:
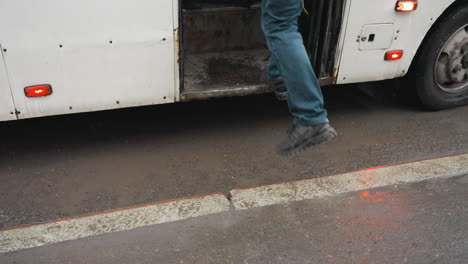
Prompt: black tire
<box><xmin>413</xmin><ymin>4</ymin><xmax>468</xmax><ymax>110</ymax></box>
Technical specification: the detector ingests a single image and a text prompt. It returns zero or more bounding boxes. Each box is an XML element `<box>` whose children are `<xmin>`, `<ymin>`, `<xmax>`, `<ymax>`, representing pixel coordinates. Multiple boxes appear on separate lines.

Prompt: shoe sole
<box><xmin>275</xmin><ymin>90</ymin><xmax>288</xmax><ymax>101</ymax></box>
<box><xmin>277</xmin><ymin>126</ymin><xmax>338</xmax><ymax>157</ymax></box>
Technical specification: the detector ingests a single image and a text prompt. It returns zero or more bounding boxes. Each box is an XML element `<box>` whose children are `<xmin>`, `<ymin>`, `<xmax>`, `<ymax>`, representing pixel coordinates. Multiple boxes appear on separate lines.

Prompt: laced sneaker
<box><xmin>260</xmin><ymin>72</ymin><xmax>288</xmax><ymax>101</ymax></box>
<box><xmin>277</xmin><ymin>122</ymin><xmax>337</xmax><ymax>156</ymax></box>
<box><xmin>273</xmin><ymin>85</ymin><xmax>288</xmax><ymax>101</ymax></box>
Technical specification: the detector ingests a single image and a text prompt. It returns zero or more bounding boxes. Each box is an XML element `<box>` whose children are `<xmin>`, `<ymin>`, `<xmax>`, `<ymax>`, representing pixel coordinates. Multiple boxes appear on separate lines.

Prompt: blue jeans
<box><xmin>262</xmin><ymin>0</ymin><xmax>328</xmax><ymax>126</ymax></box>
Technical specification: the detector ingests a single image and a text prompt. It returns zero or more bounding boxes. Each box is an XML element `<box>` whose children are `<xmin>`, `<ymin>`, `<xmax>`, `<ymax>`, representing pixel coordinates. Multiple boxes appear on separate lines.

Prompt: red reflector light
<box><xmin>24</xmin><ymin>84</ymin><xmax>53</xmax><ymax>97</ymax></box>
<box><xmin>385</xmin><ymin>50</ymin><xmax>404</xmax><ymax>61</ymax></box>
<box><xmin>396</xmin><ymin>1</ymin><xmax>418</xmax><ymax>12</ymax></box>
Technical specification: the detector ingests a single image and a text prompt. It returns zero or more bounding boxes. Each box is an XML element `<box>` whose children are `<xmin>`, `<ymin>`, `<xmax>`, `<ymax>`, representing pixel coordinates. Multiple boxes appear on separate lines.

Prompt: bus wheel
<box><xmin>414</xmin><ymin>6</ymin><xmax>468</xmax><ymax>110</ymax></box>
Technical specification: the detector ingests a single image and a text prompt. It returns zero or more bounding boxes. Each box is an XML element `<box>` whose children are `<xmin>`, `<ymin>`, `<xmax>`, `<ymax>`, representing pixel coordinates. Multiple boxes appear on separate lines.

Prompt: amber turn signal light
<box><xmin>385</xmin><ymin>50</ymin><xmax>404</xmax><ymax>61</ymax></box>
<box><xmin>24</xmin><ymin>84</ymin><xmax>53</xmax><ymax>97</ymax></box>
<box><xmin>396</xmin><ymin>1</ymin><xmax>418</xmax><ymax>12</ymax></box>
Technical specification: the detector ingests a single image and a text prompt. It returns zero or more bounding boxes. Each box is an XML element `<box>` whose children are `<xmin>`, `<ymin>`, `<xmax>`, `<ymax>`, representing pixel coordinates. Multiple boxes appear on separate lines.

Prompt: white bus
<box><xmin>1</xmin><ymin>0</ymin><xmax>467</xmax><ymax>121</ymax></box>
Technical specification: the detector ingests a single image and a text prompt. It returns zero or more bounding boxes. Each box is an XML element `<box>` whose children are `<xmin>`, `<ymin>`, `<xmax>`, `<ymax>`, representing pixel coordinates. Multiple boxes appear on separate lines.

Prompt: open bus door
<box><xmin>179</xmin><ymin>0</ymin><xmax>346</xmax><ymax>101</ymax></box>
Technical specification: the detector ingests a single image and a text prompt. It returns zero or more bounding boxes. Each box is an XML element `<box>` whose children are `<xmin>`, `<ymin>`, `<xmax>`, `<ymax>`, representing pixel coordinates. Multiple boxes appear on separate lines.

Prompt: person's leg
<box><xmin>262</xmin><ymin>0</ymin><xmax>336</xmax><ymax>156</ymax></box>
<box><xmin>262</xmin><ymin>0</ymin><xmax>327</xmax><ymax>125</ymax></box>
<box><xmin>266</xmin><ymin>55</ymin><xmax>282</xmax><ymax>81</ymax></box>
<box><xmin>264</xmin><ymin>54</ymin><xmax>288</xmax><ymax>100</ymax></box>
<box><xmin>261</xmin><ymin>0</ymin><xmax>281</xmax><ymax>82</ymax></box>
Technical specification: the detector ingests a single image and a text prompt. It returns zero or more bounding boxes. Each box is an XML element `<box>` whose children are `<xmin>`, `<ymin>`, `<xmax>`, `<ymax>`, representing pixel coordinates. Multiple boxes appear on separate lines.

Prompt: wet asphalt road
<box><xmin>1</xmin><ymin>81</ymin><xmax>468</xmax><ymax>229</ymax></box>
<box><xmin>2</xmin><ymin>174</ymin><xmax>467</xmax><ymax>264</ymax></box>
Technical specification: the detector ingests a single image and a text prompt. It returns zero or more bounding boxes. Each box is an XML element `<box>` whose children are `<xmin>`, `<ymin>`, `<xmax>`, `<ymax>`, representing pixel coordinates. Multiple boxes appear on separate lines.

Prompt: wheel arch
<box><xmin>408</xmin><ymin>0</ymin><xmax>468</xmax><ymax>73</ymax></box>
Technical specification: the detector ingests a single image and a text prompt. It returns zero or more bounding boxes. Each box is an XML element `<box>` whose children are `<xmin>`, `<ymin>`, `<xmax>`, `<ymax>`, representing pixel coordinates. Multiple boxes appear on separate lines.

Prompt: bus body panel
<box><xmin>0</xmin><ymin>0</ymin><xmax>178</xmax><ymax>120</ymax></box>
<box><xmin>0</xmin><ymin>50</ymin><xmax>16</xmax><ymax>121</ymax></box>
<box><xmin>337</xmin><ymin>0</ymin><xmax>456</xmax><ymax>84</ymax></box>
<box><xmin>0</xmin><ymin>1</ymin><xmax>462</xmax><ymax>121</ymax></box>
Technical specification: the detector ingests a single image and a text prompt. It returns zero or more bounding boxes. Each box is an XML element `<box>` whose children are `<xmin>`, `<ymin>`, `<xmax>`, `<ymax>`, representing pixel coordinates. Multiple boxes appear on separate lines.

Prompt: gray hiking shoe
<box><xmin>273</xmin><ymin>86</ymin><xmax>288</xmax><ymax>101</ymax></box>
<box><xmin>277</xmin><ymin>122</ymin><xmax>337</xmax><ymax>156</ymax></box>
<box><xmin>261</xmin><ymin>72</ymin><xmax>288</xmax><ymax>101</ymax></box>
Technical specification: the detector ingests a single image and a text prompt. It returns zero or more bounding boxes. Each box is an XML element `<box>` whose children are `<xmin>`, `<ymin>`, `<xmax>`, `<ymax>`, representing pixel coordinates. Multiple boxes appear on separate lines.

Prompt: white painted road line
<box><xmin>2</xmin><ymin>153</ymin><xmax>468</xmax><ymax>254</ymax></box>
<box><xmin>0</xmin><ymin>193</ymin><xmax>230</xmax><ymax>253</ymax></box>
<box><xmin>230</xmin><ymin>153</ymin><xmax>468</xmax><ymax>210</ymax></box>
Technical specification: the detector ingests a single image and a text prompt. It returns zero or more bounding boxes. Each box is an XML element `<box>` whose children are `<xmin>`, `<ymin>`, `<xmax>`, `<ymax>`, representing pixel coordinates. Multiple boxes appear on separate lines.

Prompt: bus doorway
<box><xmin>180</xmin><ymin>0</ymin><xmax>346</xmax><ymax>101</ymax></box>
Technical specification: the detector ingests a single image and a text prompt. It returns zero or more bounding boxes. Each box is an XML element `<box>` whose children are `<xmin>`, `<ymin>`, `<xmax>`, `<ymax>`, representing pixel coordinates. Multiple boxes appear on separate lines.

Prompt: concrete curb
<box><xmin>230</xmin><ymin>153</ymin><xmax>468</xmax><ymax>210</ymax></box>
<box><xmin>0</xmin><ymin>193</ymin><xmax>230</xmax><ymax>253</ymax></box>
<box><xmin>2</xmin><ymin>153</ymin><xmax>468</xmax><ymax>254</ymax></box>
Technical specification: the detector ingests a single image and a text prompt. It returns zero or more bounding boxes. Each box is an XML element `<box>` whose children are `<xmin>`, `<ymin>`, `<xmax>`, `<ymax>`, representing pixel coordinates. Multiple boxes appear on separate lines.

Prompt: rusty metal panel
<box><xmin>183</xmin><ymin>6</ymin><xmax>265</xmax><ymax>54</ymax></box>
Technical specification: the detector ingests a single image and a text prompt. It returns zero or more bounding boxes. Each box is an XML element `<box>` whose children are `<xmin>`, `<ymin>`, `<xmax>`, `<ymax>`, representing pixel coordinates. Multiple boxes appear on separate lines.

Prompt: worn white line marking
<box><xmin>230</xmin><ymin>154</ymin><xmax>468</xmax><ymax>210</ymax></box>
<box><xmin>0</xmin><ymin>193</ymin><xmax>230</xmax><ymax>253</ymax></box>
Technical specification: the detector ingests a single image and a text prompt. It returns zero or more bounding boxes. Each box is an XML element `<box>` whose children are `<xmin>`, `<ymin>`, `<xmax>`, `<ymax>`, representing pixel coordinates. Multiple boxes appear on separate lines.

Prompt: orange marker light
<box><xmin>396</xmin><ymin>1</ymin><xmax>418</xmax><ymax>12</ymax></box>
<box><xmin>24</xmin><ymin>84</ymin><xmax>53</xmax><ymax>97</ymax></box>
<box><xmin>385</xmin><ymin>50</ymin><xmax>404</xmax><ymax>61</ymax></box>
